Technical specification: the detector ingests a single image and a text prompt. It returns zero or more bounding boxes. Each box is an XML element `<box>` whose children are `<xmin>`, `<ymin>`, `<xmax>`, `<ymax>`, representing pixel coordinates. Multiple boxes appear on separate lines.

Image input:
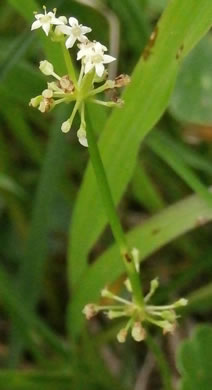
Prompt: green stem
<box><xmin>88</xmin><ymin>81</ymin><xmax>112</xmax><ymax>96</ymax></box>
<box><xmin>61</xmin><ymin>41</ymin><xmax>77</xmax><ymax>86</ymax></box>
<box><xmin>145</xmin><ymin>332</ymin><xmax>174</xmax><ymax>390</ymax></box>
<box><xmin>90</xmin><ymin>99</ymin><xmax>117</xmax><ymax>108</ymax></box>
<box><xmin>86</xmin><ymin>114</ymin><xmax>144</xmax><ymax>307</ymax></box>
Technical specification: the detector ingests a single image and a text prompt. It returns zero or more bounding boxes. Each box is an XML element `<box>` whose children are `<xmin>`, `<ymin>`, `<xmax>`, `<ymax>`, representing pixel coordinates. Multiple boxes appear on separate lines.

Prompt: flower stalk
<box><xmin>86</xmin><ymin>119</ymin><xmax>144</xmax><ymax>307</ymax></box>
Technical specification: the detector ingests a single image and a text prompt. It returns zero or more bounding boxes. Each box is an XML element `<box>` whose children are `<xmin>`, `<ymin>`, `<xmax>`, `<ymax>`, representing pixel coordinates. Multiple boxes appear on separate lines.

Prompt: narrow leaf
<box><xmin>69</xmin><ymin>0</ymin><xmax>212</xmax><ymax>286</ymax></box>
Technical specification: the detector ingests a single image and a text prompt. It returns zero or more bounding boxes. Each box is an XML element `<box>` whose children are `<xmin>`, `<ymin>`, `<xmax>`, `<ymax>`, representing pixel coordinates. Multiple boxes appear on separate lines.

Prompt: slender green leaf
<box><xmin>147</xmin><ymin>130</ymin><xmax>212</xmax><ymax>205</ymax></box>
<box><xmin>69</xmin><ymin>0</ymin><xmax>212</xmax><ymax>287</ymax></box>
<box><xmin>0</xmin><ymin>370</ymin><xmax>72</xmax><ymax>390</ymax></box>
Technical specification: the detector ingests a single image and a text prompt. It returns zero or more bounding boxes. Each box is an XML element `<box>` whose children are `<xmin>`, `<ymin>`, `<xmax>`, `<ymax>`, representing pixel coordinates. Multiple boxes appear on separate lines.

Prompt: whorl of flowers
<box><xmin>30</xmin><ymin>6</ymin><xmax>130</xmax><ymax>147</ymax></box>
<box><xmin>82</xmin><ymin>248</ymin><xmax>188</xmax><ymax>343</ymax></box>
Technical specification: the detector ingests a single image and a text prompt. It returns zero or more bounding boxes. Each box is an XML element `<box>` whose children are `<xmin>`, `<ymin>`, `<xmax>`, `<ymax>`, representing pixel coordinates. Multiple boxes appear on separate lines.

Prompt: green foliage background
<box><xmin>1</xmin><ymin>0</ymin><xmax>212</xmax><ymax>388</ymax></box>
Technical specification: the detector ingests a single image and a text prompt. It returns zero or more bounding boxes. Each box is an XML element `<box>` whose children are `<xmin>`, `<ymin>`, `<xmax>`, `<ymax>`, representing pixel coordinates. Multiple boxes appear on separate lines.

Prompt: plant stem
<box><xmin>145</xmin><ymin>332</ymin><xmax>174</xmax><ymax>390</ymax></box>
<box><xmin>61</xmin><ymin>41</ymin><xmax>77</xmax><ymax>86</ymax></box>
<box><xmin>86</xmin><ymin>115</ymin><xmax>144</xmax><ymax>307</ymax></box>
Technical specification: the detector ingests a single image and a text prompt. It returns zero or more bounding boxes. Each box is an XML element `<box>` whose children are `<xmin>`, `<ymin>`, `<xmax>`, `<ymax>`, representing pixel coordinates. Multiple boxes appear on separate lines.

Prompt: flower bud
<box><xmin>29</xmin><ymin>95</ymin><xmax>42</xmax><ymax>107</ymax></box>
<box><xmin>48</xmin><ymin>82</ymin><xmax>62</xmax><ymax>92</ymax></box>
<box><xmin>61</xmin><ymin>120</ymin><xmax>71</xmax><ymax>133</ymax></box>
<box><xmin>42</xmin><ymin>89</ymin><xmax>53</xmax><ymax>98</ymax></box>
<box><xmin>39</xmin><ymin>60</ymin><xmax>54</xmax><ymax>76</ymax></box>
<box><xmin>162</xmin><ymin>321</ymin><xmax>176</xmax><ymax>335</ymax></box>
<box><xmin>115</xmin><ymin>74</ymin><xmax>131</xmax><ymax>88</ymax></box>
<box><xmin>82</xmin><ymin>304</ymin><xmax>98</xmax><ymax>320</ymax></box>
<box><xmin>174</xmin><ymin>298</ymin><xmax>188</xmax><ymax>308</ymax></box>
<box><xmin>101</xmin><ymin>288</ymin><xmax>112</xmax><ymax>298</ymax></box>
<box><xmin>161</xmin><ymin>310</ymin><xmax>176</xmax><ymax>322</ymax></box>
<box><xmin>77</xmin><ymin>128</ymin><xmax>88</xmax><ymax>147</ymax></box>
<box><xmin>149</xmin><ymin>278</ymin><xmax>159</xmax><ymax>297</ymax></box>
<box><xmin>38</xmin><ymin>97</ymin><xmax>53</xmax><ymax>113</ymax></box>
<box><xmin>131</xmin><ymin>322</ymin><xmax>146</xmax><ymax>342</ymax></box>
<box><xmin>59</xmin><ymin>75</ymin><xmax>75</xmax><ymax>93</ymax></box>
<box><xmin>117</xmin><ymin>328</ymin><xmax>127</xmax><ymax>343</ymax></box>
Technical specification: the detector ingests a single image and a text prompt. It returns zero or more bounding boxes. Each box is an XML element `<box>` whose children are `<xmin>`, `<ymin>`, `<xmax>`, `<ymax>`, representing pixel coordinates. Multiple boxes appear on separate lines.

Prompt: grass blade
<box><xmin>69</xmin><ymin>0</ymin><xmax>212</xmax><ymax>287</ymax></box>
<box><xmin>147</xmin><ymin>130</ymin><xmax>212</xmax><ymax>206</ymax></box>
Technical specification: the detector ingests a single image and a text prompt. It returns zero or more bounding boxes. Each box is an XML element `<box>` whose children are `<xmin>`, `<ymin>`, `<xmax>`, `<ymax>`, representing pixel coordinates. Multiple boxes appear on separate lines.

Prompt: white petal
<box><xmin>57</xmin><ymin>25</ymin><xmax>72</xmax><ymax>35</ymax></box>
<box><xmin>85</xmin><ymin>61</ymin><xmax>94</xmax><ymax>74</ymax></box>
<box><xmin>103</xmin><ymin>54</ymin><xmax>116</xmax><ymax>64</ymax></box>
<box><xmin>81</xmin><ymin>26</ymin><xmax>92</xmax><ymax>34</ymax></box>
<box><xmin>42</xmin><ymin>23</ymin><xmax>51</xmax><ymax>36</ymax></box>
<box><xmin>65</xmin><ymin>35</ymin><xmax>76</xmax><ymax>49</ymax></box>
<box><xmin>31</xmin><ymin>20</ymin><xmax>42</xmax><ymax>30</ymax></box>
<box><xmin>35</xmin><ymin>13</ymin><xmax>44</xmax><ymax>20</ymax></box>
<box><xmin>51</xmin><ymin>17</ymin><xmax>64</xmax><ymax>25</ymax></box>
<box><xmin>95</xmin><ymin>42</ymin><xmax>107</xmax><ymax>52</ymax></box>
<box><xmin>95</xmin><ymin>63</ymin><xmax>104</xmax><ymax>77</ymax></box>
<box><xmin>78</xmin><ymin>35</ymin><xmax>88</xmax><ymax>43</ymax></box>
<box><xmin>47</xmin><ymin>12</ymin><xmax>55</xmax><ymax>17</ymax></box>
<box><xmin>58</xmin><ymin>16</ymin><xmax>67</xmax><ymax>24</ymax></box>
<box><xmin>77</xmin><ymin>49</ymin><xmax>85</xmax><ymax>60</ymax></box>
<box><xmin>69</xmin><ymin>17</ymin><xmax>79</xmax><ymax>26</ymax></box>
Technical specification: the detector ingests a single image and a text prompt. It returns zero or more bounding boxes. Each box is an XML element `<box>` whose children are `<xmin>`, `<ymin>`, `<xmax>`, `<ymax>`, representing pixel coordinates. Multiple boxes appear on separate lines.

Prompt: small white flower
<box><xmin>78</xmin><ymin>41</ymin><xmax>116</xmax><ymax>77</ymax></box>
<box><xmin>57</xmin><ymin>17</ymin><xmax>91</xmax><ymax>49</ymax></box>
<box><xmin>31</xmin><ymin>7</ymin><xmax>64</xmax><ymax>36</ymax></box>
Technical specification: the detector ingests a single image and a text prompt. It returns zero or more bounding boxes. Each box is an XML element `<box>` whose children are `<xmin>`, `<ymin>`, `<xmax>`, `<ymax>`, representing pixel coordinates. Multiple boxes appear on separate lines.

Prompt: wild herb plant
<box><xmin>1</xmin><ymin>0</ymin><xmax>212</xmax><ymax>389</ymax></box>
<box><xmin>30</xmin><ymin>6</ymin><xmax>188</xmax><ymax>343</ymax></box>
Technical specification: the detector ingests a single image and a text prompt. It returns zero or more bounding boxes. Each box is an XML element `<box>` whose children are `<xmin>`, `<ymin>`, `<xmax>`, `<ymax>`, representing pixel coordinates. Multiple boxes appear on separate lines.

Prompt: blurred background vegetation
<box><xmin>1</xmin><ymin>0</ymin><xmax>212</xmax><ymax>389</ymax></box>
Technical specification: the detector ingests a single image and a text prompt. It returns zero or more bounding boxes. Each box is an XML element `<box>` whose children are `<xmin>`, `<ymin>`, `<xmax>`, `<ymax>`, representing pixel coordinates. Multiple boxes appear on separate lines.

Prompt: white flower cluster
<box><xmin>31</xmin><ymin>7</ymin><xmax>115</xmax><ymax>78</ymax></box>
<box><xmin>30</xmin><ymin>7</ymin><xmax>130</xmax><ymax>147</ymax></box>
